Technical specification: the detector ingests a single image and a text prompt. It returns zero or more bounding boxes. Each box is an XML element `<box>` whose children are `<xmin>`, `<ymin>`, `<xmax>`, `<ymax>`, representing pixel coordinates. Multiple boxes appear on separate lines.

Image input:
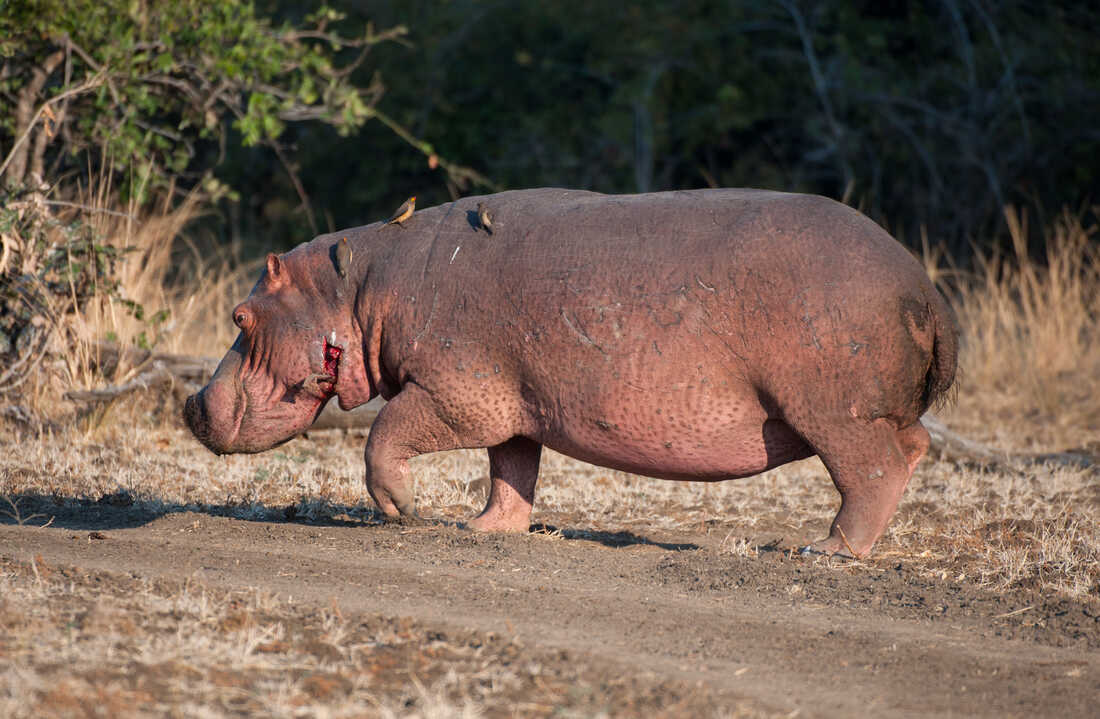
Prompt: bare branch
<box><xmin>0</xmin><ymin>326</ymin><xmax>50</xmax><ymax>395</ymax></box>
<box><xmin>268</xmin><ymin>140</ymin><xmax>319</xmax><ymax>235</ymax></box>
<box><xmin>41</xmin><ymin>200</ymin><xmax>136</xmax><ymax>219</ymax></box>
<box><xmin>141</xmin><ymin>74</ymin><xmax>204</xmax><ymax>103</ymax></box>
<box><xmin>59</xmin><ymin>33</ymin><xmax>104</xmax><ymax>73</ymax></box>
<box><xmin>967</xmin><ymin>0</ymin><xmax>1030</xmax><ymax>144</ymax></box>
<box><xmin>3</xmin><ymin>49</ymin><xmax>65</xmax><ymax>185</ymax></box>
<box><xmin>60</xmin><ymin>34</ymin><xmax>122</xmax><ymax>107</ymax></box>
<box><xmin>370</xmin><ymin>107</ymin><xmax>500</xmax><ymax>192</ymax></box>
<box><xmin>64</xmin><ymin>362</ymin><xmax>175</xmax><ymax>402</ymax></box>
<box><xmin>281</xmin><ymin>23</ymin><xmax>410</xmax><ymax>49</ymax></box>
<box><xmin>778</xmin><ymin>0</ymin><xmax>851</xmax><ymax>185</ymax></box>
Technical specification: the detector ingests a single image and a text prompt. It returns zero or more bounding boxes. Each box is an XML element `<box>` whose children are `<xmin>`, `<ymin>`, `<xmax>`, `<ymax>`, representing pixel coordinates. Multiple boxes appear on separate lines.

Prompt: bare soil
<box><xmin>3</xmin><ymin>489</ymin><xmax>1097</xmax><ymax>718</ymax></box>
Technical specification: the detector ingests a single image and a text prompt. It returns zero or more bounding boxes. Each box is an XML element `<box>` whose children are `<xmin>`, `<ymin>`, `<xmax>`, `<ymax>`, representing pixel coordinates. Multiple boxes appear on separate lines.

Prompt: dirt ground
<box><xmin>2</xmin><ymin>432</ymin><xmax>1098</xmax><ymax>719</ymax></box>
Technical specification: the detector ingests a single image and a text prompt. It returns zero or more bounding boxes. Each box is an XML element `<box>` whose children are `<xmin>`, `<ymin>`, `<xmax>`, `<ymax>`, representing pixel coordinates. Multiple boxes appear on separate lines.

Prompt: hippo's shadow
<box><xmin>528</xmin><ymin>523</ymin><xmax>699</xmax><ymax>551</ymax></box>
<box><xmin>0</xmin><ymin>491</ymin><xmax>385</xmax><ymax>532</ymax></box>
<box><xmin>2</xmin><ymin>493</ymin><xmax>699</xmax><ymax>553</ymax></box>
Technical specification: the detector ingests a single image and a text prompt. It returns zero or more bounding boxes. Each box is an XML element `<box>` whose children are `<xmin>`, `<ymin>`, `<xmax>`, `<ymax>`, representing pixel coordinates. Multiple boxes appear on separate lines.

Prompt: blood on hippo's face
<box><xmin>184</xmin><ymin>253</ymin><xmax>341</xmax><ymax>454</ymax></box>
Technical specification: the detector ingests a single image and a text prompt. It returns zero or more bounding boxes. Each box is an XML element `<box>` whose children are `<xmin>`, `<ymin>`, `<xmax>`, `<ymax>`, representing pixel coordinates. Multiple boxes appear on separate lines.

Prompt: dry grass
<box><xmin>17</xmin><ymin>183</ymin><xmax>257</xmax><ymax>418</ymax></box>
<box><xmin>933</xmin><ymin>207</ymin><xmax>1100</xmax><ymax>451</ymax></box>
<box><xmin>0</xmin><ymin>555</ymin><xmax>504</xmax><ymax>718</ymax></box>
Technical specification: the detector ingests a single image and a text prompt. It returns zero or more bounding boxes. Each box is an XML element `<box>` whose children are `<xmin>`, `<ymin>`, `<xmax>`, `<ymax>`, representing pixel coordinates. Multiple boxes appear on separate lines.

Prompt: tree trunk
<box><xmin>4</xmin><ymin>49</ymin><xmax>64</xmax><ymax>188</ymax></box>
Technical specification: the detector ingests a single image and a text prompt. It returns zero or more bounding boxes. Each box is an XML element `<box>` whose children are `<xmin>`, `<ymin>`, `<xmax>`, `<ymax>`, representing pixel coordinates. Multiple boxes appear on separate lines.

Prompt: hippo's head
<box><xmin>184</xmin><ymin>249</ymin><xmax>371</xmax><ymax>454</ymax></box>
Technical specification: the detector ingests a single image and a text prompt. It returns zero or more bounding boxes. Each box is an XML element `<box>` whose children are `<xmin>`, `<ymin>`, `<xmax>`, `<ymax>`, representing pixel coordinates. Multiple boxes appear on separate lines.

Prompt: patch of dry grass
<box><xmin>0</xmin><ymin>554</ymin><xmax>761</xmax><ymax>718</ymax></box>
<box><xmin>934</xmin><ymin>207</ymin><xmax>1100</xmax><ymax>451</ymax></box>
<box><xmin>0</xmin><ymin>555</ymin><xmax>497</xmax><ymax>718</ymax></box>
<box><xmin>15</xmin><ymin>187</ymin><xmax>257</xmax><ymax>420</ymax></box>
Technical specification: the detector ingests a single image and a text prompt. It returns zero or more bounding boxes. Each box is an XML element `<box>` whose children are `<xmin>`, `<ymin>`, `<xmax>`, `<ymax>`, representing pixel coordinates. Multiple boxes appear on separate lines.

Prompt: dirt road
<box><xmin>3</xmin><ymin>501</ymin><xmax>1096</xmax><ymax>717</ymax></box>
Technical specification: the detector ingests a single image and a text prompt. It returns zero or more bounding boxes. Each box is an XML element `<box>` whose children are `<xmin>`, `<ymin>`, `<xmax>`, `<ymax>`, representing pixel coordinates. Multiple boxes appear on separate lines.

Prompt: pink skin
<box><xmin>186</xmin><ymin>188</ymin><xmax>957</xmax><ymax>558</ymax></box>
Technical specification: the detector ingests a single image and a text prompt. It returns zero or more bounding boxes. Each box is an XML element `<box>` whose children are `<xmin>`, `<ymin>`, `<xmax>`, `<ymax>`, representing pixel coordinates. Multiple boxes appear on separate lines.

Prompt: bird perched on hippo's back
<box><xmin>477</xmin><ymin>202</ymin><xmax>493</xmax><ymax>235</ymax></box>
<box><xmin>380</xmin><ymin>196</ymin><xmax>416</xmax><ymax>230</ymax></box>
<box><xmin>335</xmin><ymin>237</ymin><xmax>352</xmax><ymax>279</ymax></box>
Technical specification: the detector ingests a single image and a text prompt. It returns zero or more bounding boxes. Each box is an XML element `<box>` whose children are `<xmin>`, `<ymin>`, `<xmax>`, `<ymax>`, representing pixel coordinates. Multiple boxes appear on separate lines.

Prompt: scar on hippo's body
<box><xmin>323</xmin><ymin>333</ymin><xmax>343</xmax><ymax>378</ymax></box>
<box><xmin>306</xmin><ymin>333</ymin><xmax>345</xmax><ymax>393</ymax></box>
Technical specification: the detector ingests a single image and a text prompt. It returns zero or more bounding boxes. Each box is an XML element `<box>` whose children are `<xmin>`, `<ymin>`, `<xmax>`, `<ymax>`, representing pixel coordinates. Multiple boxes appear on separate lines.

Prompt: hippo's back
<box><xmin>398</xmin><ymin>188</ymin><xmax>924</xmax><ymax>297</ymax></box>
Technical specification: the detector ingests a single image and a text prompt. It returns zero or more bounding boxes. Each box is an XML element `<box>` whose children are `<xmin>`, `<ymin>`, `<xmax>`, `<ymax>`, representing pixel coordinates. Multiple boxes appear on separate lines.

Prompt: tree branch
<box><xmin>779</xmin><ymin>0</ymin><xmax>852</xmax><ymax>187</ymax></box>
<box><xmin>3</xmin><ymin>49</ymin><xmax>65</xmax><ymax>186</ymax></box>
<box><xmin>370</xmin><ymin>107</ymin><xmax>500</xmax><ymax>191</ymax></box>
<box><xmin>268</xmin><ymin>139</ymin><xmax>319</xmax><ymax>235</ymax></box>
<box><xmin>0</xmin><ymin>71</ymin><xmax>108</xmax><ymax>184</ymax></box>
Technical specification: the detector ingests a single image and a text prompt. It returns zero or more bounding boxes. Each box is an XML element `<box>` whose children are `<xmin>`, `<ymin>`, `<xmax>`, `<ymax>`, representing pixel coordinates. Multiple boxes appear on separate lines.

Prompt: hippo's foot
<box><xmin>788</xmin><ymin>416</ymin><xmax>931</xmax><ymax>560</ymax></box>
<box><xmin>467</xmin><ymin>436</ymin><xmax>542</xmax><ymax>533</ymax></box>
<box><xmin>366</xmin><ymin>479</ymin><xmax>418</xmax><ymax>521</ymax></box>
<box><xmin>467</xmin><ymin>510</ymin><xmax>530</xmax><ymax>532</ymax></box>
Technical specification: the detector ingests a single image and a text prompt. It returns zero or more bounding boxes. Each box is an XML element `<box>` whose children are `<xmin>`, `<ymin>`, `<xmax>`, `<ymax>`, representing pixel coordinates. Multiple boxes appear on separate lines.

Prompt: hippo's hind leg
<box><xmin>468</xmin><ymin>436</ymin><xmax>542</xmax><ymax>532</ymax></box>
<box><xmin>800</xmin><ymin>418</ymin><xmax>930</xmax><ymax>558</ymax></box>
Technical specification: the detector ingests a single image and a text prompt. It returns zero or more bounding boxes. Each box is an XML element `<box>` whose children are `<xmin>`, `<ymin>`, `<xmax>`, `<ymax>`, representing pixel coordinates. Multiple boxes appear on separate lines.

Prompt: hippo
<box><xmin>185</xmin><ymin>188</ymin><xmax>957</xmax><ymax>557</ymax></box>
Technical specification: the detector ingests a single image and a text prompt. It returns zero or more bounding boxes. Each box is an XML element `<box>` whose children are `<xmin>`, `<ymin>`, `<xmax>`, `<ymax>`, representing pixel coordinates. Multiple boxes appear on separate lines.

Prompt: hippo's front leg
<box><xmin>363</xmin><ymin>384</ymin><xmax>463</xmax><ymax>519</ymax></box>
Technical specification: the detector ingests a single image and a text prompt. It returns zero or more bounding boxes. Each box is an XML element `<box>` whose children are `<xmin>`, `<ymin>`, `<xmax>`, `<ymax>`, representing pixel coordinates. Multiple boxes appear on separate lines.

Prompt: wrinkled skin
<box><xmin>185</xmin><ymin>188</ymin><xmax>958</xmax><ymax>558</ymax></box>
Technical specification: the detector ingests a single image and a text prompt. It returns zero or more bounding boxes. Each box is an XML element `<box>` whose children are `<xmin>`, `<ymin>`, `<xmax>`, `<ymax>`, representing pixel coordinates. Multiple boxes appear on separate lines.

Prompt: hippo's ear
<box><xmin>264</xmin><ymin>253</ymin><xmax>286</xmax><ymax>288</ymax></box>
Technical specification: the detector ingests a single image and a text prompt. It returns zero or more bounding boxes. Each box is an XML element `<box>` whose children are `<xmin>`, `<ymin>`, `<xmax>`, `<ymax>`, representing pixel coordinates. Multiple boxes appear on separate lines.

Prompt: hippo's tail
<box><xmin>921</xmin><ymin>291</ymin><xmax>960</xmax><ymax>412</ymax></box>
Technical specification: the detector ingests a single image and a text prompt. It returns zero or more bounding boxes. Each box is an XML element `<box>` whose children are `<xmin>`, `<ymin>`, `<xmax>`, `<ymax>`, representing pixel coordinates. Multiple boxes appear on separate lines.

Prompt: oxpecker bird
<box><xmin>335</xmin><ymin>237</ymin><xmax>352</xmax><ymax>278</ymax></box>
<box><xmin>380</xmin><ymin>196</ymin><xmax>416</xmax><ymax>229</ymax></box>
<box><xmin>477</xmin><ymin>202</ymin><xmax>493</xmax><ymax>235</ymax></box>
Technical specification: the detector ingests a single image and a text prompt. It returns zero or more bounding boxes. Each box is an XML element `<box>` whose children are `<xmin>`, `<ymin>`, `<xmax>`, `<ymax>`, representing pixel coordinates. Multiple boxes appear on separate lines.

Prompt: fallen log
<box><xmin>64</xmin><ymin>362</ymin><xmax>180</xmax><ymax>402</ymax></box>
<box><xmin>923</xmin><ymin>413</ymin><xmax>1095</xmax><ymax>470</ymax></box>
<box><xmin>310</xmin><ymin>397</ymin><xmax>384</xmax><ymax>430</ymax></box>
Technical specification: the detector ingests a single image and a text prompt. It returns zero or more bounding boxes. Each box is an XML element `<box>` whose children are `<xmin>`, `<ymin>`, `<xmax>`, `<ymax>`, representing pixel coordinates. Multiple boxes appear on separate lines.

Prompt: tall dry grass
<box><xmin>20</xmin><ymin>179</ymin><xmax>258</xmax><ymax>414</ymax></box>
<box><xmin>67</xmin><ymin>183</ymin><xmax>255</xmax><ymax>360</ymax></box>
<box><xmin>934</xmin><ymin>207</ymin><xmax>1100</xmax><ymax>450</ymax></box>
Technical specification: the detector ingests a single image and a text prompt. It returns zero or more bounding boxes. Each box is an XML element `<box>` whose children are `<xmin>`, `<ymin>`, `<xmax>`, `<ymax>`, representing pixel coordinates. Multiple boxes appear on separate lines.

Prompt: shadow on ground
<box><xmin>527</xmin><ymin>523</ymin><xmax>699</xmax><ymax>551</ymax></box>
<box><xmin>0</xmin><ymin>492</ymin><xmax>697</xmax><ymax>551</ymax></box>
<box><xmin>0</xmin><ymin>490</ymin><xmax>382</xmax><ymax>532</ymax></box>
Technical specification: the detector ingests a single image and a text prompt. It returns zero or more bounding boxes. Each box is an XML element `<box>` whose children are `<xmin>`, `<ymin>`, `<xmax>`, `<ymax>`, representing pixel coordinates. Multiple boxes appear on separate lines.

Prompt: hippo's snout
<box><xmin>184</xmin><ymin>379</ymin><xmax>244</xmax><ymax>455</ymax></box>
<box><xmin>184</xmin><ymin>388</ymin><xmax>223</xmax><ymax>455</ymax></box>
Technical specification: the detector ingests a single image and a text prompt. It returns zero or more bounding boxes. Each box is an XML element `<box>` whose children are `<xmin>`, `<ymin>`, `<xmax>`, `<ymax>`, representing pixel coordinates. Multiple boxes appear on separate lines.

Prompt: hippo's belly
<box><xmin>529</xmin><ymin>368</ymin><xmax>815</xmax><ymax>481</ymax></box>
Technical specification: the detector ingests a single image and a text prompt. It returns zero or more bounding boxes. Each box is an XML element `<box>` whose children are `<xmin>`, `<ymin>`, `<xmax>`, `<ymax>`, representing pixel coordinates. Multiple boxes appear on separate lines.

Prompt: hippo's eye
<box><xmin>233</xmin><ymin>308</ymin><xmax>252</xmax><ymax>330</ymax></box>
